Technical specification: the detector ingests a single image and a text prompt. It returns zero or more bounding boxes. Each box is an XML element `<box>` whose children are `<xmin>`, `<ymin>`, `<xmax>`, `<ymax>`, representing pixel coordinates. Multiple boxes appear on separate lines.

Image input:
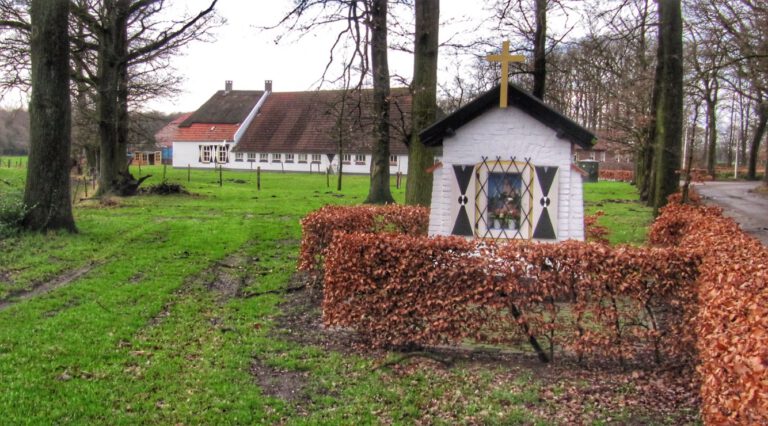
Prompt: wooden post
<box><xmin>257</xmin><ymin>166</ymin><xmax>261</xmax><ymax>190</ymax></box>
<box><xmin>396</xmin><ymin>172</ymin><xmax>402</xmax><ymax>189</ymax></box>
<box><xmin>7</xmin><ymin>160</ymin><xmax>11</xmax><ymax>168</ymax></box>
<box><xmin>326</xmin><ymin>167</ymin><xmax>330</xmax><ymax>188</ymax></box>
<box><xmin>162</xmin><ymin>164</ymin><xmax>167</xmax><ymax>181</ymax></box>
<box><xmin>187</xmin><ymin>164</ymin><xmax>191</xmax><ymax>182</ymax></box>
<box><xmin>219</xmin><ymin>164</ymin><xmax>223</xmax><ymax>187</ymax></box>
<box><xmin>281</xmin><ymin>162</ymin><xmax>284</xmax><ymax>174</ymax></box>
<box><xmin>83</xmin><ymin>177</ymin><xmax>88</xmax><ymax>198</ymax></box>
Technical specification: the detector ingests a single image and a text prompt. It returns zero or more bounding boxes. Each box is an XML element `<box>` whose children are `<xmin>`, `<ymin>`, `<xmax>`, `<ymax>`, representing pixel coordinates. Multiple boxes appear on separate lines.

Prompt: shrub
<box><xmin>650</xmin><ymin>198</ymin><xmax>768</xmax><ymax>424</ymax></box>
<box><xmin>0</xmin><ymin>190</ymin><xmax>28</xmax><ymax>238</ymax></box>
<box><xmin>298</xmin><ymin>204</ymin><xmax>429</xmax><ymax>275</ymax></box>
<box><xmin>323</xmin><ymin>232</ymin><xmax>699</xmax><ymax>367</ymax></box>
<box><xmin>599</xmin><ymin>170</ymin><xmax>634</xmax><ymax>182</ymax></box>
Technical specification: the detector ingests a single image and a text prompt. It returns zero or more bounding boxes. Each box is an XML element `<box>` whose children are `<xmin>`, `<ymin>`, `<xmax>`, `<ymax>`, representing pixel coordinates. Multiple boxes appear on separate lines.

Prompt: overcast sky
<box><xmin>0</xmin><ymin>0</ymin><xmax>581</xmax><ymax>113</ymax></box>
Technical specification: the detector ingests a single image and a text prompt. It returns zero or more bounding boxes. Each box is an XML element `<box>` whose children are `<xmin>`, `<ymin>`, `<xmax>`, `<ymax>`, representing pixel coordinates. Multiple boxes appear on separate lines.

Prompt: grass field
<box><xmin>0</xmin><ymin>163</ymin><xmax>694</xmax><ymax>424</ymax></box>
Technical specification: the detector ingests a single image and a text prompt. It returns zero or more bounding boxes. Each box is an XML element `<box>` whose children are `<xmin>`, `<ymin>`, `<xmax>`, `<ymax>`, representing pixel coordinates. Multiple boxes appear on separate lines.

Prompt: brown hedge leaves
<box><xmin>297</xmin><ymin>204</ymin><xmax>429</xmax><ymax>275</ymax></box>
<box><xmin>323</xmin><ymin>233</ymin><xmax>699</xmax><ymax>368</ymax></box>
<box><xmin>650</xmin><ymin>200</ymin><xmax>768</xmax><ymax>424</ymax></box>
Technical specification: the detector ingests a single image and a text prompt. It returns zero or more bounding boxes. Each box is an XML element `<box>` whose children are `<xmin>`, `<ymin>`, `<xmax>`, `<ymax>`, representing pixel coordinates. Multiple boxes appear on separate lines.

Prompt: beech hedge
<box><xmin>298</xmin><ymin>204</ymin><xmax>429</xmax><ymax>274</ymax></box>
<box><xmin>323</xmin><ymin>233</ymin><xmax>699</xmax><ymax>367</ymax></box>
<box><xmin>650</xmin><ymin>200</ymin><xmax>768</xmax><ymax>424</ymax></box>
<box><xmin>598</xmin><ymin>170</ymin><xmax>634</xmax><ymax>182</ymax></box>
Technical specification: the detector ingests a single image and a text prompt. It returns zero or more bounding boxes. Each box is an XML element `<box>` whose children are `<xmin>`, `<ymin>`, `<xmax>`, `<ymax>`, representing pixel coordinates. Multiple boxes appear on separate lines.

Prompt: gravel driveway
<box><xmin>694</xmin><ymin>181</ymin><xmax>768</xmax><ymax>246</ymax></box>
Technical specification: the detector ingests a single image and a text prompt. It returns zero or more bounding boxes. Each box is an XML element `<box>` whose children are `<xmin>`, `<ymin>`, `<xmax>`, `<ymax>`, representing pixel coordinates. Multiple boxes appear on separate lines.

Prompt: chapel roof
<box><xmin>234</xmin><ymin>88</ymin><xmax>412</xmax><ymax>155</ymax></box>
<box><xmin>419</xmin><ymin>82</ymin><xmax>596</xmax><ymax>150</ymax></box>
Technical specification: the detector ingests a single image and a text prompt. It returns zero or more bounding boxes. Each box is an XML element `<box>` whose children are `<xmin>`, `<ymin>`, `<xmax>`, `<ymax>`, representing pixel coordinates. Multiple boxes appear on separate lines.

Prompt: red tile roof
<box><xmin>175</xmin><ymin>123</ymin><xmax>242</xmax><ymax>142</ymax></box>
<box><xmin>154</xmin><ymin>112</ymin><xmax>192</xmax><ymax>147</ymax></box>
<box><xmin>234</xmin><ymin>88</ymin><xmax>412</xmax><ymax>155</ymax></box>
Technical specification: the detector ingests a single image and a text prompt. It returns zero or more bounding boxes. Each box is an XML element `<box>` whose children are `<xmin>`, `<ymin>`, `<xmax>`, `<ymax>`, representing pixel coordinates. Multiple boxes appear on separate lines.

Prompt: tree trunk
<box><xmin>364</xmin><ymin>0</ymin><xmax>394</xmax><ymax>204</ymax></box>
<box><xmin>705</xmin><ymin>85</ymin><xmax>718</xmax><ymax>179</ymax></box>
<box><xmin>23</xmin><ymin>0</ymin><xmax>76</xmax><ymax>232</ymax></box>
<box><xmin>405</xmin><ymin>0</ymin><xmax>439</xmax><ymax>206</ymax></box>
<box><xmin>651</xmin><ymin>0</ymin><xmax>683</xmax><ymax>214</ymax></box>
<box><xmin>532</xmin><ymin>0</ymin><xmax>547</xmax><ymax>100</ymax></box>
<box><xmin>96</xmin><ymin>0</ymin><xmax>130</xmax><ymax>195</ymax></box>
<box><xmin>747</xmin><ymin>101</ymin><xmax>767</xmax><ymax>181</ymax></box>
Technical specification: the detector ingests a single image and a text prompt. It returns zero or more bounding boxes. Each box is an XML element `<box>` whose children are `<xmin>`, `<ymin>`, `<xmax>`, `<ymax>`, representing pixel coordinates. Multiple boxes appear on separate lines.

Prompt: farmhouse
<box><xmin>171</xmin><ymin>81</ymin><xmax>411</xmax><ymax>174</ymax></box>
<box><xmin>420</xmin><ymin>81</ymin><xmax>596</xmax><ymax>242</ymax></box>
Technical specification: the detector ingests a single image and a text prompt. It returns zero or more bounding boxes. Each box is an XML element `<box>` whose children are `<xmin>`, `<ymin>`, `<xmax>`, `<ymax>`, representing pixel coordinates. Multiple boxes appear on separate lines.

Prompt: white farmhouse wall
<box><xmin>173</xmin><ymin>144</ymin><xmax>409</xmax><ymax>176</ymax></box>
<box><xmin>429</xmin><ymin>106</ymin><xmax>585</xmax><ymax>241</ymax></box>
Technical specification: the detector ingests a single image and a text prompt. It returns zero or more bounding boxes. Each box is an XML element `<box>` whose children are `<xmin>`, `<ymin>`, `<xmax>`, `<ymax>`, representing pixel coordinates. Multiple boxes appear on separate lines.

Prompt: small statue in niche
<box><xmin>488</xmin><ymin>174</ymin><xmax>522</xmax><ymax>230</ymax></box>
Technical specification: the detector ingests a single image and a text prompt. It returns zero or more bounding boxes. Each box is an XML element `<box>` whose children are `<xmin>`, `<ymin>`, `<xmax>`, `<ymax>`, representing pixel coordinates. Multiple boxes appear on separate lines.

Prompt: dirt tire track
<box><xmin>0</xmin><ymin>261</ymin><xmax>102</xmax><ymax>312</ymax></box>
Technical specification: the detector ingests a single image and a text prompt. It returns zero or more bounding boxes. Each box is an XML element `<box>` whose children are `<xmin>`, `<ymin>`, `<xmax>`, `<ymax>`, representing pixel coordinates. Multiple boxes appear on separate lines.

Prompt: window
<box><xmin>247</xmin><ymin>152</ymin><xmax>256</xmax><ymax>162</ymax></box>
<box><xmin>272</xmin><ymin>153</ymin><xmax>282</xmax><ymax>163</ymax></box>
<box><xmin>311</xmin><ymin>154</ymin><xmax>322</xmax><ymax>163</ymax></box>
<box><xmin>473</xmin><ymin>159</ymin><xmax>534</xmax><ymax>240</ymax></box>
<box><xmin>354</xmin><ymin>154</ymin><xmax>366</xmax><ymax>164</ymax></box>
<box><xmin>298</xmin><ymin>153</ymin><xmax>308</xmax><ymax>163</ymax></box>
<box><xmin>341</xmin><ymin>154</ymin><xmax>351</xmax><ymax>164</ymax></box>
<box><xmin>389</xmin><ymin>155</ymin><xmax>398</xmax><ymax>166</ymax></box>
<box><xmin>216</xmin><ymin>145</ymin><xmax>229</xmax><ymax>163</ymax></box>
<box><xmin>487</xmin><ymin>173</ymin><xmax>523</xmax><ymax>231</ymax></box>
<box><xmin>285</xmin><ymin>153</ymin><xmax>294</xmax><ymax>163</ymax></box>
<box><xmin>200</xmin><ymin>145</ymin><xmax>213</xmax><ymax>163</ymax></box>
<box><xmin>259</xmin><ymin>153</ymin><xmax>268</xmax><ymax>162</ymax></box>
<box><xmin>599</xmin><ymin>151</ymin><xmax>606</xmax><ymax>162</ymax></box>
<box><xmin>235</xmin><ymin>152</ymin><xmax>243</xmax><ymax>162</ymax></box>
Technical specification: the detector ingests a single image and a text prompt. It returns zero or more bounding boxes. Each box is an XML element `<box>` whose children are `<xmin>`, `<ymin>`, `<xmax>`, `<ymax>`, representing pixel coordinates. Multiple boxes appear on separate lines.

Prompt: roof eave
<box><xmin>419</xmin><ymin>83</ymin><xmax>596</xmax><ymax>150</ymax></box>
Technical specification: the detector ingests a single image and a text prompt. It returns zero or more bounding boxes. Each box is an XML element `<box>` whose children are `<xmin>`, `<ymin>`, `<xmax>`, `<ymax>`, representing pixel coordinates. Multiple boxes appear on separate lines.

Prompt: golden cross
<box><xmin>486</xmin><ymin>41</ymin><xmax>526</xmax><ymax>108</ymax></box>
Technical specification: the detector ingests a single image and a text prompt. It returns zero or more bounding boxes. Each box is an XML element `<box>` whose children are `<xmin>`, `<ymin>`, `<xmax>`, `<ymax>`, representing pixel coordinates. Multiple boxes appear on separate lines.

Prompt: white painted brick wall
<box><xmin>428</xmin><ymin>106</ymin><xmax>585</xmax><ymax>241</ymax></box>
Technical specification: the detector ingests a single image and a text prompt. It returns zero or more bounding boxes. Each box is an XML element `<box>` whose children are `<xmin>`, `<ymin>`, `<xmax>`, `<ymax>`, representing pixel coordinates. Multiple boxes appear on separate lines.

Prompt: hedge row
<box><xmin>323</xmin><ymin>233</ymin><xmax>699</xmax><ymax>367</ymax></box>
<box><xmin>297</xmin><ymin>204</ymin><xmax>429</xmax><ymax>274</ymax></box>
<box><xmin>598</xmin><ymin>169</ymin><xmax>634</xmax><ymax>182</ymax></box>
<box><xmin>650</xmin><ymin>200</ymin><xmax>768</xmax><ymax>424</ymax></box>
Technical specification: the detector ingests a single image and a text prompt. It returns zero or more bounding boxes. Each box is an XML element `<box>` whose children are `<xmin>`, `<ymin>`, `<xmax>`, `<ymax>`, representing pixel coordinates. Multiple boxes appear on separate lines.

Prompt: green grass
<box><xmin>0</xmin><ymin>164</ymin><xmax>662</xmax><ymax>424</ymax></box>
<box><xmin>583</xmin><ymin>181</ymin><xmax>653</xmax><ymax>245</ymax></box>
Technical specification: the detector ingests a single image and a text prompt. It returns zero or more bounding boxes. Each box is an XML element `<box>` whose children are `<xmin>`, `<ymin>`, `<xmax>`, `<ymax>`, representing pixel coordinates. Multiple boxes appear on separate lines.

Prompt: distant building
<box><xmin>170</xmin><ymin>80</ymin><xmax>411</xmax><ymax>174</ymax></box>
<box><xmin>573</xmin><ymin>132</ymin><xmax>635</xmax><ymax>170</ymax></box>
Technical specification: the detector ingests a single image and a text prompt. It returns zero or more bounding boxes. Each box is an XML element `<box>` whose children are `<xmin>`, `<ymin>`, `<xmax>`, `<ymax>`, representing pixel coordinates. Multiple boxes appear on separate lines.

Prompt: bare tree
<box><xmin>405</xmin><ymin>0</ymin><xmax>439</xmax><ymax>206</ymax></box>
<box><xmin>649</xmin><ymin>0</ymin><xmax>683</xmax><ymax>211</ymax></box>
<box><xmin>23</xmin><ymin>0</ymin><xmax>76</xmax><ymax>232</ymax></box>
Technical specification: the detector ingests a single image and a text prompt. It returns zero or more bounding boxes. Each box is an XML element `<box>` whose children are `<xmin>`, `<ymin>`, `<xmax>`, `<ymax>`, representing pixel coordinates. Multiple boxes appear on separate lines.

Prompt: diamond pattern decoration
<box><xmin>533</xmin><ymin>166</ymin><xmax>558</xmax><ymax>240</ymax></box>
<box><xmin>451</xmin><ymin>165</ymin><xmax>475</xmax><ymax>236</ymax></box>
<box><xmin>474</xmin><ymin>156</ymin><xmax>534</xmax><ymax>240</ymax></box>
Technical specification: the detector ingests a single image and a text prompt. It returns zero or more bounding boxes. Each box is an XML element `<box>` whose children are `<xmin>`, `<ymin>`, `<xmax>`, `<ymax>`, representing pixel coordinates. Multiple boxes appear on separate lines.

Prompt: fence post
<box><xmin>219</xmin><ymin>164</ymin><xmax>223</xmax><ymax>187</ymax></box>
<box><xmin>326</xmin><ymin>167</ymin><xmax>330</xmax><ymax>188</ymax></box>
<box><xmin>257</xmin><ymin>166</ymin><xmax>261</xmax><ymax>191</ymax></box>
<box><xmin>83</xmin><ymin>177</ymin><xmax>88</xmax><ymax>198</ymax></box>
<box><xmin>163</xmin><ymin>164</ymin><xmax>167</xmax><ymax>181</ymax></box>
<box><xmin>187</xmin><ymin>164</ymin><xmax>191</xmax><ymax>182</ymax></box>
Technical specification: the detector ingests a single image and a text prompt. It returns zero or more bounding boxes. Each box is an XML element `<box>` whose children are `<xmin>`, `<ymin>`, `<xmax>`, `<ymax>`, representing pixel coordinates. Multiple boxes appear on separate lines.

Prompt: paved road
<box><xmin>694</xmin><ymin>181</ymin><xmax>768</xmax><ymax>246</ymax></box>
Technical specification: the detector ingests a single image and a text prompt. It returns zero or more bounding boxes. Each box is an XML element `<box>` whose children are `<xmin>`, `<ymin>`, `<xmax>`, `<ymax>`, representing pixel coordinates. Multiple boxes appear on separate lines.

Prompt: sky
<box><xmin>144</xmin><ymin>0</ymin><xmax>493</xmax><ymax>113</ymax></box>
<box><xmin>0</xmin><ymin>0</ymin><xmax>581</xmax><ymax>113</ymax></box>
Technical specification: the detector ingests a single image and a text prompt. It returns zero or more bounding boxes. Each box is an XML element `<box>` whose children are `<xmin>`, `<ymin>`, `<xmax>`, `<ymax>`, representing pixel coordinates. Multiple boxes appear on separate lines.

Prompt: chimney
<box><xmin>265</xmin><ymin>80</ymin><xmax>273</xmax><ymax>92</ymax></box>
<box><xmin>224</xmin><ymin>80</ymin><xmax>233</xmax><ymax>93</ymax></box>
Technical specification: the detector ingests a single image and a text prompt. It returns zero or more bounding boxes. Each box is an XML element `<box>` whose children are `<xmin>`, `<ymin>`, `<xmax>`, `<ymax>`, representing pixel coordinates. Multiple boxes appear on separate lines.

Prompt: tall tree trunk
<box><xmin>23</xmin><ymin>0</ymin><xmax>76</xmax><ymax>232</ymax></box>
<box><xmin>705</xmin><ymin>84</ymin><xmax>718</xmax><ymax>179</ymax></box>
<box><xmin>651</xmin><ymin>0</ymin><xmax>683</xmax><ymax>213</ymax></box>
<box><xmin>96</xmin><ymin>0</ymin><xmax>130</xmax><ymax>195</ymax></box>
<box><xmin>532</xmin><ymin>0</ymin><xmax>547</xmax><ymax>100</ymax></box>
<box><xmin>747</xmin><ymin>101</ymin><xmax>767</xmax><ymax>181</ymax></box>
<box><xmin>364</xmin><ymin>0</ymin><xmax>394</xmax><ymax>204</ymax></box>
<box><xmin>405</xmin><ymin>0</ymin><xmax>439</xmax><ymax>206</ymax></box>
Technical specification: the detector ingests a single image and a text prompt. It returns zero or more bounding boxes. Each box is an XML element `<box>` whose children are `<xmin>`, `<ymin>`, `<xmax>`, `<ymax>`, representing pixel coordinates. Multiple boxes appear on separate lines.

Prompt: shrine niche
<box><xmin>419</xmin><ymin>42</ymin><xmax>595</xmax><ymax>242</ymax></box>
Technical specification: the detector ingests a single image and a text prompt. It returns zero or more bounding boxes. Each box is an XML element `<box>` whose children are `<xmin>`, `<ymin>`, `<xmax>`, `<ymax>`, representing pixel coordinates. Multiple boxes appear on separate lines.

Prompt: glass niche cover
<box><xmin>486</xmin><ymin>172</ymin><xmax>523</xmax><ymax>230</ymax></box>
